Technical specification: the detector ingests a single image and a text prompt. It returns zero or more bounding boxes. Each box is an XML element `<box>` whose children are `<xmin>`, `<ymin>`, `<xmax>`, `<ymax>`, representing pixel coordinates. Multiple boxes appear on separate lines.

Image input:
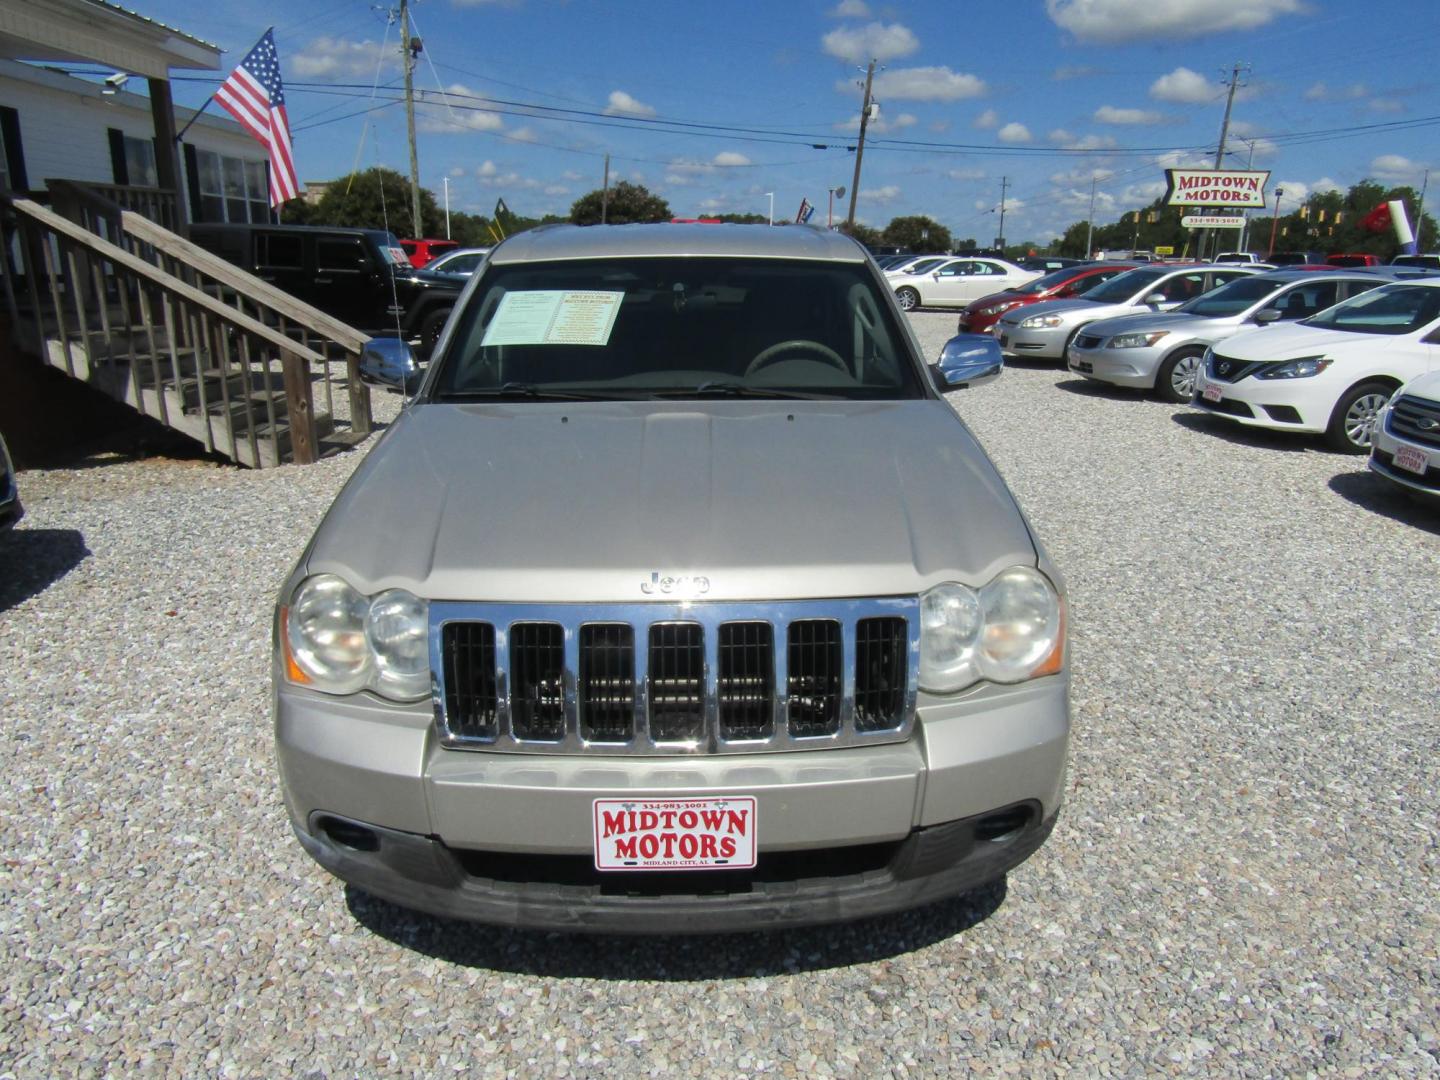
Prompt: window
<box><xmin>192</xmin><ymin>148</ymin><xmax>270</xmax><ymax>223</ymax></box>
<box><xmin>318</xmin><ymin>237</ymin><xmax>368</xmax><ymax>272</ymax></box>
<box><xmin>123</xmin><ymin>136</ymin><xmax>157</xmax><ymax>187</ymax></box>
<box><xmin>258</xmin><ymin>233</ymin><xmax>303</xmax><ymax>270</ymax></box>
<box><xmin>1302</xmin><ymin>284</ymin><xmax>1440</xmax><ymax>336</ymax></box>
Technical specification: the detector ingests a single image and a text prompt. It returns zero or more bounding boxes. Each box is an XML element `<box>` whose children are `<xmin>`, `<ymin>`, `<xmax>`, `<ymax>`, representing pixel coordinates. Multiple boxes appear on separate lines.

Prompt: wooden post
<box><xmin>281</xmin><ymin>349</ymin><xmax>317</xmax><ymax>464</ymax></box>
<box><xmin>147</xmin><ymin>78</ymin><xmax>187</xmax><ymax>232</ymax></box>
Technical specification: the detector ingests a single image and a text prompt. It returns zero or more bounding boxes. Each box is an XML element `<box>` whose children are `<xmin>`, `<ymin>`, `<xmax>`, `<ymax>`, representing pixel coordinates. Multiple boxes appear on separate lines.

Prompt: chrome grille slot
<box><xmin>854</xmin><ymin>616</ymin><xmax>907</xmax><ymax>732</ymax></box>
<box><xmin>431</xmin><ymin>598</ymin><xmax>919</xmax><ymax>755</ymax></box>
<box><xmin>579</xmin><ymin>624</ymin><xmax>635</xmax><ymax>742</ymax></box>
<box><xmin>510</xmin><ymin>622</ymin><xmax>565</xmax><ymax>741</ymax></box>
<box><xmin>787</xmin><ymin>619</ymin><xmax>842</xmax><ymax>737</ymax></box>
<box><xmin>442</xmin><ymin>622</ymin><xmax>498</xmax><ymax>738</ymax></box>
<box><xmin>1389</xmin><ymin>395</ymin><xmax>1440</xmax><ymax>449</ymax></box>
<box><xmin>718</xmin><ymin>622</ymin><xmax>774</xmax><ymax>741</ymax></box>
<box><xmin>648</xmin><ymin>623</ymin><xmax>705</xmax><ymax>742</ymax></box>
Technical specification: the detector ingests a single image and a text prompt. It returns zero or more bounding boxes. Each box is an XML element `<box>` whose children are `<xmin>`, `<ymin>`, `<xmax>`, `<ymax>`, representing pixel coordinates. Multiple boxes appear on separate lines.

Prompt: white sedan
<box><xmin>1192</xmin><ymin>278</ymin><xmax>1440</xmax><ymax>452</ymax></box>
<box><xmin>892</xmin><ymin>258</ymin><xmax>1040</xmax><ymax>311</ymax></box>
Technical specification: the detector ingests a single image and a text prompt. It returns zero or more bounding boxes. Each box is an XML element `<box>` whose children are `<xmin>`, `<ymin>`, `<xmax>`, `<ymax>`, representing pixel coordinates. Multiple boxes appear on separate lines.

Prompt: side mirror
<box><xmin>1144</xmin><ymin>292</ymin><xmax>1167</xmax><ymax>305</ymax></box>
<box><xmin>932</xmin><ymin>334</ymin><xmax>1003</xmax><ymax>391</ymax></box>
<box><xmin>359</xmin><ymin>336</ymin><xmax>423</xmax><ymax>394</ymax></box>
<box><xmin>1252</xmin><ymin>308</ymin><xmax>1283</xmax><ymax>325</ymax></box>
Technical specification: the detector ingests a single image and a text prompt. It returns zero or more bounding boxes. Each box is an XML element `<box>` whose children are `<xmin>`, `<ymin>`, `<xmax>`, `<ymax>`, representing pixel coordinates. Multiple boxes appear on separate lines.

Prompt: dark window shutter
<box><xmin>182</xmin><ymin>142</ymin><xmax>202</xmax><ymax>221</ymax></box>
<box><xmin>107</xmin><ymin>127</ymin><xmax>129</xmax><ymax>185</ymax></box>
<box><xmin>0</xmin><ymin>106</ymin><xmax>27</xmax><ymax>192</ymax></box>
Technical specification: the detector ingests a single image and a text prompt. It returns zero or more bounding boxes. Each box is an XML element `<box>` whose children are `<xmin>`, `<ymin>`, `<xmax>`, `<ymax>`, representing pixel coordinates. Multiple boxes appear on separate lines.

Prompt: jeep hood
<box><xmin>304</xmin><ymin>400</ymin><xmax>1038</xmax><ymax>603</ymax></box>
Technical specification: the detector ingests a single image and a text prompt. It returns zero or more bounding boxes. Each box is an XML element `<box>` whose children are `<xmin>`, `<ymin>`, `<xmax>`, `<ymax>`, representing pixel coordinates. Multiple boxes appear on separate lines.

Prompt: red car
<box><xmin>1325</xmin><ymin>253</ymin><xmax>1381</xmax><ymax>268</ymax></box>
<box><xmin>956</xmin><ymin>262</ymin><xmax>1138</xmax><ymax>335</ymax></box>
<box><xmin>400</xmin><ymin>238</ymin><xmax>460</xmax><ymax>269</ymax></box>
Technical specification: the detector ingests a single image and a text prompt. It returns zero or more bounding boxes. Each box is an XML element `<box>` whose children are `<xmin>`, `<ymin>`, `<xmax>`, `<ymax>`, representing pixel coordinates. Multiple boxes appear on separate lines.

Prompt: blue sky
<box><xmin>130</xmin><ymin>0</ymin><xmax>1436</xmax><ymax>241</ymax></box>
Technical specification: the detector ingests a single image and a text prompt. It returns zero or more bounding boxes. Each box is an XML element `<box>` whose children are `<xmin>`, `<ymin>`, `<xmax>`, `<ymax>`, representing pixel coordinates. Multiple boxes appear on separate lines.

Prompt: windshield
<box><xmin>1084</xmin><ymin>266</ymin><xmax>1167</xmax><ymax>303</ymax></box>
<box><xmin>897</xmin><ymin>257</ymin><xmax>947</xmax><ymax>275</ymax></box>
<box><xmin>1013</xmin><ymin>267</ymin><xmax>1085</xmax><ymax>296</ymax></box>
<box><xmin>431</xmin><ymin>257</ymin><xmax>925</xmax><ymax>401</ymax></box>
<box><xmin>1179</xmin><ymin>276</ymin><xmax>1285</xmax><ymax>316</ymax></box>
<box><xmin>1301</xmin><ymin>283</ymin><xmax>1440</xmax><ymax>335</ymax></box>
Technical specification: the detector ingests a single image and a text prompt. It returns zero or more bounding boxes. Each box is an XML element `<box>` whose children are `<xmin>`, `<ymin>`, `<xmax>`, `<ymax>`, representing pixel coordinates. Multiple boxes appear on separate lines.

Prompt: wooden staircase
<box><xmin>1</xmin><ymin>185</ymin><xmax>375</xmax><ymax>468</ymax></box>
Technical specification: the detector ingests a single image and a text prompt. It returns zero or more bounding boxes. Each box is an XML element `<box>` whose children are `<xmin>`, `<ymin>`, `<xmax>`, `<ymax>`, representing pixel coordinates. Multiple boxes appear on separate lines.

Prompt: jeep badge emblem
<box><xmin>641</xmin><ymin>572</ymin><xmax>711</xmax><ymax>596</ymax></box>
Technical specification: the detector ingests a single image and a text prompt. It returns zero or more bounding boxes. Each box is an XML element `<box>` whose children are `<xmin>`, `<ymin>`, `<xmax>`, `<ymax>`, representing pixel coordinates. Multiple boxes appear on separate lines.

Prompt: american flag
<box><xmin>214</xmin><ymin>29</ymin><xmax>301</xmax><ymax>206</ymax></box>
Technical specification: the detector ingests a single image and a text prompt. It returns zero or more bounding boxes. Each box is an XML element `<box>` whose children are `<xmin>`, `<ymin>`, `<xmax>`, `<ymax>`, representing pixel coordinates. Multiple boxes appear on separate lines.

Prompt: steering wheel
<box><xmin>744</xmin><ymin>339</ymin><xmax>848</xmax><ymax>377</ymax></box>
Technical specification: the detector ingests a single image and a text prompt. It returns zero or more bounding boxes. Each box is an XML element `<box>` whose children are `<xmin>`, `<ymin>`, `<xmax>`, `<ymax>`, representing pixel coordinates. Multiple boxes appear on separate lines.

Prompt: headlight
<box><xmin>1108</xmin><ymin>331</ymin><xmax>1169</xmax><ymax>349</ymax></box>
<box><xmin>1257</xmin><ymin>355</ymin><xmax>1331</xmax><ymax>379</ymax></box>
<box><xmin>920</xmin><ymin>567</ymin><xmax>1064</xmax><ymax>693</ymax></box>
<box><xmin>979</xmin><ymin>303</ymin><xmax>1013</xmax><ymax>316</ymax></box>
<box><xmin>1020</xmin><ymin>314</ymin><xmax>1065</xmax><ymax>329</ymax></box>
<box><xmin>283</xmin><ymin>576</ymin><xmax>430</xmax><ymax>701</ymax></box>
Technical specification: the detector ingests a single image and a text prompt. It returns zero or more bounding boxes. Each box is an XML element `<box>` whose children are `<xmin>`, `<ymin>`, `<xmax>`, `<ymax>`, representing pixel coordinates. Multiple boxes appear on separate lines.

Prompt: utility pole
<box><xmin>996</xmin><ymin>176</ymin><xmax>1009</xmax><ymax>251</ymax></box>
<box><xmin>399</xmin><ymin>0</ymin><xmax>423</xmax><ymax>239</ymax></box>
<box><xmin>1085</xmin><ymin>174</ymin><xmax>1099</xmax><ymax>258</ymax></box>
<box><xmin>1415</xmin><ymin>169</ymin><xmax>1430</xmax><ymax>251</ymax></box>
<box><xmin>1201</xmin><ymin>60</ymin><xmax>1248</xmax><ymax>259</ymax></box>
<box><xmin>601</xmin><ymin>153</ymin><xmax>610</xmax><ymax>224</ymax></box>
<box><xmin>844</xmin><ymin>59</ymin><xmax>876</xmax><ymax>231</ymax></box>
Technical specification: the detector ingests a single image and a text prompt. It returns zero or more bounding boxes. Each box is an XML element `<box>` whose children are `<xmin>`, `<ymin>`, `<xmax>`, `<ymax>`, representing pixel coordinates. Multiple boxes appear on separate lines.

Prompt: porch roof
<box><xmin>0</xmin><ymin>0</ymin><xmax>221</xmax><ymax>81</ymax></box>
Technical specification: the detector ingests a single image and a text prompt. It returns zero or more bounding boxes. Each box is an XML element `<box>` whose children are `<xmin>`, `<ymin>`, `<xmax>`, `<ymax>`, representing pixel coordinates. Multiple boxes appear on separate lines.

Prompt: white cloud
<box><xmin>866</xmin><ymin>65</ymin><xmax>986</xmax><ymax>101</ymax></box>
<box><xmin>1050</xmin><ymin>129</ymin><xmax>1117</xmax><ymax>150</ymax></box>
<box><xmin>947</xmin><ymin>167</ymin><xmax>987</xmax><ymax>181</ymax></box>
<box><xmin>831</xmin><ymin>109</ymin><xmax>915</xmax><ymax>134</ymax></box>
<box><xmin>1155</xmin><ymin>149</ymin><xmax>1211</xmax><ymax>170</ymax></box>
<box><xmin>604</xmin><ymin>90</ymin><xmax>656</xmax><ymax>117</ymax></box>
<box><xmin>1053</xmin><ymin>64</ymin><xmax>1104</xmax><ymax>80</ymax></box>
<box><xmin>821</xmin><ymin>22</ymin><xmax>919</xmax><ymax>63</ymax></box>
<box><xmin>1046</xmin><ymin>0</ymin><xmax>1303</xmax><ymax>43</ymax></box>
<box><xmin>1275</xmin><ymin>179</ymin><xmax>1310</xmax><ymax>204</ymax></box>
<box><xmin>1372</xmin><ymin>154</ymin><xmax>1424</xmax><ymax>182</ymax></box>
<box><xmin>448</xmin><ymin>166</ymin><xmax>466</xmax><ymax>178</ymax></box>
<box><xmin>1050</xmin><ymin>166</ymin><xmax>1112</xmax><ymax>184</ymax></box>
<box><xmin>1048</xmin><ymin>128</ymin><xmax>1074</xmax><ymax>144</ymax></box>
<box><xmin>859</xmin><ymin>185</ymin><xmax>901</xmax><ymax>202</ymax></box>
<box><xmin>1094</xmin><ymin>105</ymin><xmax>1163</xmax><ymax>125</ymax></box>
<box><xmin>1370</xmin><ymin>98</ymin><xmax>1404</xmax><ymax>113</ymax></box>
<box><xmin>974</xmin><ymin>108</ymin><xmax>998</xmax><ymax>129</ymax></box>
<box><xmin>476</xmin><ymin>161</ymin><xmax>498</xmax><ymax>178</ymax></box>
<box><xmin>892</xmin><ymin>113</ymin><xmax>918</xmax><ymax>128</ymax></box>
<box><xmin>544</xmin><ymin>184</ymin><xmax>570</xmax><ymax>196</ymax></box>
<box><xmin>1150</xmin><ymin>66</ymin><xmax>1215</xmax><ymax>104</ymax></box>
<box><xmin>997</xmin><ymin>122</ymin><xmax>1032</xmax><ymax>143</ymax></box>
<box><xmin>929</xmin><ymin>119</ymin><xmax>951</xmax><ymax>133</ymax></box>
<box><xmin>418</xmin><ymin>84</ymin><xmax>504</xmax><ymax>133</ymax></box>
<box><xmin>1305</xmin><ymin>81</ymin><xmax>1371</xmax><ymax>102</ymax></box>
<box><xmin>562</xmin><ymin>170</ymin><xmax>584</xmax><ymax>182</ymax></box>
<box><xmin>1311</xmin><ymin>176</ymin><xmax>1341</xmax><ymax>194</ymax></box>
<box><xmin>713</xmin><ymin>151</ymin><xmax>752</xmax><ymax>167</ymax></box>
<box><xmin>292</xmin><ymin>36</ymin><xmax>398</xmax><ymax>80</ymax></box>
<box><xmin>1303</xmin><ymin>81</ymin><xmax>1328</xmax><ymax>101</ymax></box>
<box><xmin>829</xmin><ymin>0</ymin><xmax>870</xmax><ymax>15</ymax></box>
<box><xmin>508</xmin><ymin>127</ymin><xmax>538</xmax><ymax>142</ymax></box>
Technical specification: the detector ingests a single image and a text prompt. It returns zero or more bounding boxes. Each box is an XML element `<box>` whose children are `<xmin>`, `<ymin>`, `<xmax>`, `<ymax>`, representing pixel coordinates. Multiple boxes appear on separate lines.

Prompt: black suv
<box><xmin>188</xmin><ymin>223</ymin><xmax>464</xmax><ymax>354</ymax></box>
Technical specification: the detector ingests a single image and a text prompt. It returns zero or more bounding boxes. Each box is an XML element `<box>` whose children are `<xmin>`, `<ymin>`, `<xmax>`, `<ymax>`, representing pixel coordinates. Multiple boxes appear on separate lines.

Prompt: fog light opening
<box><xmin>974</xmin><ymin>805</ymin><xmax>1034</xmax><ymax>844</ymax></box>
<box><xmin>318</xmin><ymin>816</ymin><xmax>380</xmax><ymax>852</ymax></box>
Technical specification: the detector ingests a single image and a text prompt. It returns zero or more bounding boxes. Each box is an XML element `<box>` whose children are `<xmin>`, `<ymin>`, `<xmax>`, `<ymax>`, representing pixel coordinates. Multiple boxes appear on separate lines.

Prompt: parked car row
<box><xmin>961</xmin><ymin>258</ymin><xmax>1440</xmax><ymax>501</ymax></box>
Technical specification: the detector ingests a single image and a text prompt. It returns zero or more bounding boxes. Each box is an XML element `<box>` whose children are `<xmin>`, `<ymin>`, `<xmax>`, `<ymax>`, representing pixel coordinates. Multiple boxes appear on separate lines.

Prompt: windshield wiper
<box><xmin>655</xmin><ymin>381</ymin><xmax>834</xmax><ymax>400</ymax></box>
<box><xmin>440</xmin><ymin>382</ymin><xmax>623</xmax><ymax>401</ymax></box>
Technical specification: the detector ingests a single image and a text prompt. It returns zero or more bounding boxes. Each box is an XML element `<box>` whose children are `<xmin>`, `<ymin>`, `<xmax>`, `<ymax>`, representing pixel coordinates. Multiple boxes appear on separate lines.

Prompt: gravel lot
<box><xmin>2</xmin><ymin>310</ymin><xmax>1437</xmax><ymax>1077</ymax></box>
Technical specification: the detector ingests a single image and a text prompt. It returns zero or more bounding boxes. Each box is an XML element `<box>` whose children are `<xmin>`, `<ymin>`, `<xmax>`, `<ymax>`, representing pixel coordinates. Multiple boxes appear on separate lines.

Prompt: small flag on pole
<box><xmin>493</xmin><ymin>197</ymin><xmax>513</xmax><ymax>239</ymax></box>
<box><xmin>214</xmin><ymin>29</ymin><xmax>301</xmax><ymax>206</ymax></box>
<box><xmin>795</xmin><ymin>198</ymin><xmax>814</xmax><ymax>224</ymax></box>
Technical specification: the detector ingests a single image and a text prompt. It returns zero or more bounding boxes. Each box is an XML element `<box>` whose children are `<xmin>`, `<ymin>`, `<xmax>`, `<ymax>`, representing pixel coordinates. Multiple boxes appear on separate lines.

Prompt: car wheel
<box><xmin>1156</xmin><ymin>347</ymin><xmax>1205</xmax><ymax>403</ymax></box>
<box><xmin>895</xmin><ymin>287</ymin><xmax>920</xmax><ymax>312</ymax></box>
<box><xmin>1324</xmin><ymin>380</ymin><xmax>1393</xmax><ymax>453</ymax></box>
<box><xmin>419</xmin><ymin>308</ymin><xmax>451</xmax><ymax>358</ymax></box>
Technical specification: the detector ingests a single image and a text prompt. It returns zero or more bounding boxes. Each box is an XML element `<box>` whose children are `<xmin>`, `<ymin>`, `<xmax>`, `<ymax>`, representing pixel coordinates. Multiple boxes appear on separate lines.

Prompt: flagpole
<box><xmin>173</xmin><ymin>94</ymin><xmax>215</xmax><ymax>144</ymax></box>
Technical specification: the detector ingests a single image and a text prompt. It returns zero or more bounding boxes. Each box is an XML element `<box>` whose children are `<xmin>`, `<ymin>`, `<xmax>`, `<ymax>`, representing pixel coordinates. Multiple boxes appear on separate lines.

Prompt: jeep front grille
<box><xmin>433</xmin><ymin>599</ymin><xmax>920</xmax><ymax>755</ymax></box>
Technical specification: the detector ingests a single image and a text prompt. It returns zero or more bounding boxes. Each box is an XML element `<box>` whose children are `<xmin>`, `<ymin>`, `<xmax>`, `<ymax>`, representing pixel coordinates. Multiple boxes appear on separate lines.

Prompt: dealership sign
<box><xmin>1164</xmin><ymin>169</ymin><xmax>1270</xmax><ymax>208</ymax></box>
<box><xmin>1180</xmin><ymin>214</ymin><xmax>1246</xmax><ymax>228</ymax></box>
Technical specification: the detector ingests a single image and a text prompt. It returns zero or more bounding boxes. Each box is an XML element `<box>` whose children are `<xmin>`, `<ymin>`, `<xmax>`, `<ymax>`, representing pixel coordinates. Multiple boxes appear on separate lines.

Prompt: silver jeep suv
<box><xmin>274</xmin><ymin>224</ymin><xmax>1070</xmax><ymax>933</ymax></box>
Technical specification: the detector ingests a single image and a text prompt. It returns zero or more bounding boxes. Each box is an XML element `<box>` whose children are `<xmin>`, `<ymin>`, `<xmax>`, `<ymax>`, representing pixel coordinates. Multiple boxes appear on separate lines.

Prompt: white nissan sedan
<box><xmin>1192</xmin><ymin>278</ymin><xmax>1440</xmax><ymax>452</ymax></box>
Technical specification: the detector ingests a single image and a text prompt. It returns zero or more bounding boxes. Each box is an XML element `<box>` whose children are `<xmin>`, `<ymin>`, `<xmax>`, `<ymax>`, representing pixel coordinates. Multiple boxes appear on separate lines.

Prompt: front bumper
<box><xmin>1191</xmin><ymin>369</ymin><xmax>1329</xmax><ymax>433</ymax></box>
<box><xmin>276</xmin><ymin>677</ymin><xmax>1070</xmax><ymax>931</ymax></box>
<box><xmin>997</xmin><ymin>322</ymin><xmax>1071</xmax><ymax>361</ymax></box>
<box><xmin>1067</xmin><ymin>343</ymin><xmax>1164</xmax><ymax>388</ymax></box>
<box><xmin>1369</xmin><ymin>410</ymin><xmax>1440</xmax><ymax>499</ymax></box>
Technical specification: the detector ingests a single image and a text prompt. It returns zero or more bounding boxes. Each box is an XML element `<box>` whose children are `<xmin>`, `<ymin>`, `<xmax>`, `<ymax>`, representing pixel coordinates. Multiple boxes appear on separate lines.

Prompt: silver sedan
<box><xmin>1066</xmin><ymin>270</ymin><xmax>1390</xmax><ymax>402</ymax></box>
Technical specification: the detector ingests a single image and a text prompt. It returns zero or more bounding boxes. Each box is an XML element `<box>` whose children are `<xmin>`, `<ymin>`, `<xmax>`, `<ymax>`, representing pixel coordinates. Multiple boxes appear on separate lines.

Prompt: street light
<box><xmin>1267</xmin><ymin>187</ymin><xmax>1286</xmax><ymax>259</ymax></box>
<box><xmin>827</xmin><ymin>185</ymin><xmax>846</xmax><ymax>229</ymax></box>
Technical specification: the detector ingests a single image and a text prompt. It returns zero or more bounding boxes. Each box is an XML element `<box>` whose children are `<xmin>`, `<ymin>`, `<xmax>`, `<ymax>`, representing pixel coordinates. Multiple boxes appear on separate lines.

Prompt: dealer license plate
<box><xmin>1202</xmin><ymin>381</ymin><xmax>1224</xmax><ymax>403</ymax></box>
<box><xmin>593</xmin><ymin>796</ymin><xmax>758</xmax><ymax>872</ymax></box>
<box><xmin>1394</xmin><ymin>444</ymin><xmax>1429</xmax><ymax>475</ymax></box>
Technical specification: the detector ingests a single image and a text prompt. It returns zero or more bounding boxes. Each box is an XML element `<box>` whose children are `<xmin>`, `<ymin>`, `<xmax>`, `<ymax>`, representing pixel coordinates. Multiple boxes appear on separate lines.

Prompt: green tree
<box><xmin>711</xmin><ymin>213</ymin><xmax>768</xmax><ymax>224</ymax></box>
<box><xmin>837</xmin><ymin>221</ymin><xmax>881</xmax><ymax>248</ymax></box>
<box><xmin>301</xmin><ymin>167</ymin><xmax>444</xmax><ymax>238</ymax></box>
<box><xmin>569</xmin><ymin>181</ymin><xmax>671</xmax><ymax>225</ymax></box>
<box><xmin>882</xmin><ymin>215</ymin><xmax>951</xmax><ymax>253</ymax></box>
